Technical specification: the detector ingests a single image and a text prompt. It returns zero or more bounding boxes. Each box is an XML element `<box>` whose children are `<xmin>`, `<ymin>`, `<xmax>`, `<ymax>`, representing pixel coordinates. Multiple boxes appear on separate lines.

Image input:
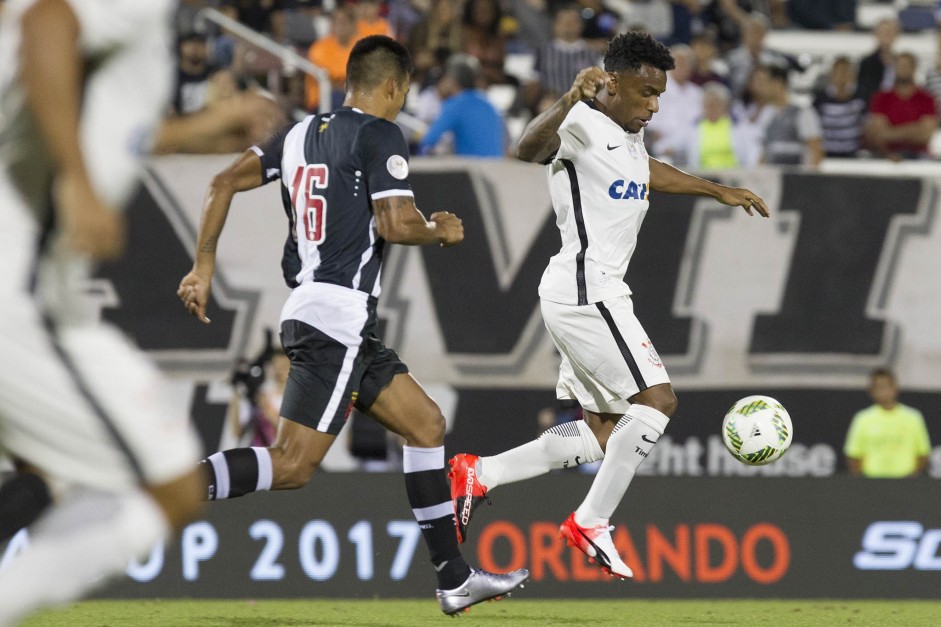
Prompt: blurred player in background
<box><xmin>177</xmin><ymin>35</ymin><xmax>528</xmax><ymax>615</ymax></box>
<box><xmin>449</xmin><ymin>32</ymin><xmax>770</xmax><ymax>580</ymax></box>
<box><xmin>0</xmin><ymin>0</ymin><xmax>204</xmax><ymax>623</ymax></box>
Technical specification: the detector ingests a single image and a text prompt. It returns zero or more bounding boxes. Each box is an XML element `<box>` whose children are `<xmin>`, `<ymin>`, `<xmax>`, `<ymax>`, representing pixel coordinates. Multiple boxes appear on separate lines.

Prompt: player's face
<box><xmin>609</xmin><ymin>64</ymin><xmax>667</xmax><ymax>134</ymax></box>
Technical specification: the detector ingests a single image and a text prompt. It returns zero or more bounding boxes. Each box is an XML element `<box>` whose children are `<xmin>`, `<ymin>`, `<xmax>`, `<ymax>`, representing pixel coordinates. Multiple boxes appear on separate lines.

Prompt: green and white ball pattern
<box><xmin>722</xmin><ymin>395</ymin><xmax>793</xmax><ymax>466</ymax></box>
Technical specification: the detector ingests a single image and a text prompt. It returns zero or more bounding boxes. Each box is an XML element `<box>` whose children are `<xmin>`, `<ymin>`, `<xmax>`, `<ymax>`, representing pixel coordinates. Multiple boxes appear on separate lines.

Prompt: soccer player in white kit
<box><xmin>449</xmin><ymin>32</ymin><xmax>770</xmax><ymax>578</ymax></box>
<box><xmin>0</xmin><ymin>1</ymin><xmax>203</xmax><ymax>622</ymax></box>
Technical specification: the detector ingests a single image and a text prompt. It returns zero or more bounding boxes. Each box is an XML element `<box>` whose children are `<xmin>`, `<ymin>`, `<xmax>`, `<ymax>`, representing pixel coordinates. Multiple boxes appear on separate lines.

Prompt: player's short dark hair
<box><xmin>603</xmin><ymin>31</ymin><xmax>675</xmax><ymax>74</ymax></box>
<box><xmin>346</xmin><ymin>35</ymin><xmax>413</xmax><ymax>90</ymax></box>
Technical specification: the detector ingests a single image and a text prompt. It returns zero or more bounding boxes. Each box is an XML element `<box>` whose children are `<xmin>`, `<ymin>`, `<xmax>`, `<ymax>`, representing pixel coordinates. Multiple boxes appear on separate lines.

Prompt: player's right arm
<box><xmin>516</xmin><ymin>67</ymin><xmax>605</xmax><ymax>163</ymax></box>
<box><xmin>19</xmin><ymin>0</ymin><xmax>124</xmax><ymax>260</ymax></box>
<box><xmin>178</xmin><ymin>150</ymin><xmax>266</xmax><ymax>323</ymax></box>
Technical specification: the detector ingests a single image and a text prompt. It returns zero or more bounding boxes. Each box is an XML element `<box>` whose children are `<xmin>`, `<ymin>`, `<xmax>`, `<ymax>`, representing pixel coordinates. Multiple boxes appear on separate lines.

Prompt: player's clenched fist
<box><xmin>566</xmin><ymin>67</ymin><xmax>606</xmax><ymax>106</ymax></box>
<box><xmin>430</xmin><ymin>211</ymin><xmax>463</xmax><ymax>247</ymax></box>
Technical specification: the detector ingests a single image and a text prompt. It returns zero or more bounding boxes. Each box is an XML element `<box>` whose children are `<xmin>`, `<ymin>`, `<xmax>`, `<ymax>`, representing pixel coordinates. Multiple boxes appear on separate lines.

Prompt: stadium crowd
<box><xmin>167</xmin><ymin>0</ymin><xmax>941</xmax><ymax>163</ymax></box>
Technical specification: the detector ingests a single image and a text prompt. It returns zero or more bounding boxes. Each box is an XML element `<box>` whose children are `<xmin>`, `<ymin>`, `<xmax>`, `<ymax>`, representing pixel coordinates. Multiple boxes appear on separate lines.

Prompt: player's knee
<box><xmin>406</xmin><ymin>408</ymin><xmax>446</xmax><ymax>448</ymax></box>
<box><xmin>633</xmin><ymin>385</ymin><xmax>678</xmax><ymax>418</ymax></box>
<box><xmin>273</xmin><ymin>453</ymin><xmax>320</xmax><ymax>490</ymax></box>
<box><xmin>654</xmin><ymin>389</ymin><xmax>678</xmax><ymax>418</ymax></box>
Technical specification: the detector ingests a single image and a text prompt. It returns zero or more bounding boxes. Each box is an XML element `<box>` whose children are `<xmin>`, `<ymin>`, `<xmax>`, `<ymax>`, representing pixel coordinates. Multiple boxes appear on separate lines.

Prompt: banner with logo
<box><xmin>91</xmin><ymin>157</ymin><xmax>940</xmax><ymax>472</ymax></box>
<box><xmin>3</xmin><ymin>474</ymin><xmax>936</xmax><ymax>598</ymax></box>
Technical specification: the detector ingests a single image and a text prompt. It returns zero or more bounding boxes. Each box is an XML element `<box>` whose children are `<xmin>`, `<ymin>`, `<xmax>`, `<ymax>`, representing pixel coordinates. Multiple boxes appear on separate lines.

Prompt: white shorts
<box><xmin>0</xmin><ymin>176</ymin><xmax>200</xmax><ymax>493</ymax></box>
<box><xmin>541</xmin><ymin>295</ymin><xmax>671</xmax><ymax>415</ymax></box>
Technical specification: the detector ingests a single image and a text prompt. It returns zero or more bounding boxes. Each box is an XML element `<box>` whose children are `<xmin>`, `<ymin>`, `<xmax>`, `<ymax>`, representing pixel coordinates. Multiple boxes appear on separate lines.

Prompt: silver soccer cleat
<box><xmin>436</xmin><ymin>567</ymin><xmax>530</xmax><ymax>616</ymax></box>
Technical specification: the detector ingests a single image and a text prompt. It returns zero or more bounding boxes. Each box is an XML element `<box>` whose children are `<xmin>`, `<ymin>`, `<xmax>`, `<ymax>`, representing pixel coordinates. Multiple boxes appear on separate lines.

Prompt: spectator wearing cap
<box><xmin>171</xmin><ymin>30</ymin><xmax>235</xmax><ymax>116</ymax></box>
<box><xmin>419</xmin><ymin>55</ymin><xmax>504</xmax><ymax>157</ymax></box>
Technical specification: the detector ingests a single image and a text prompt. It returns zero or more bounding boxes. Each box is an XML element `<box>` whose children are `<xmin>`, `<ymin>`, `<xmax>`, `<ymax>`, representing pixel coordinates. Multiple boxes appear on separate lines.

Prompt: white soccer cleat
<box><xmin>560</xmin><ymin>512</ymin><xmax>633</xmax><ymax>579</ymax></box>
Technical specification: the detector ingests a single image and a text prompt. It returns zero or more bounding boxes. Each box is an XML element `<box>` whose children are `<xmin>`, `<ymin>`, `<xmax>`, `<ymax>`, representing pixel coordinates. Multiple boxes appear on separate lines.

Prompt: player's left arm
<box><xmin>648</xmin><ymin>157</ymin><xmax>770</xmax><ymax>217</ymax></box>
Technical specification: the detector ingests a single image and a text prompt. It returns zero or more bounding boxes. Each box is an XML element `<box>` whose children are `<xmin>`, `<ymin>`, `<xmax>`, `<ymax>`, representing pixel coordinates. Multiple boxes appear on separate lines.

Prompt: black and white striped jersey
<box><xmin>252</xmin><ymin>107</ymin><xmax>414</xmax><ymax>296</ymax></box>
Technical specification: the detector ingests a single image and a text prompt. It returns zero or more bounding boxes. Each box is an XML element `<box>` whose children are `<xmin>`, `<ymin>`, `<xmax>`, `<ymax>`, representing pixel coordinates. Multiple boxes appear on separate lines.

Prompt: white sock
<box><xmin>574</xmin><ymin>404</ymin><xmax>669</xmax><ymax>528</ymax></box>
<box><xmin>478</xmin><ymin>420</ymin><xmax>603</xmax><ymax>490</ymax></box>
<box><xmin>0</xmin><ymin>488</ymin><xmax>168</xmax><ymax>625</ymax></box>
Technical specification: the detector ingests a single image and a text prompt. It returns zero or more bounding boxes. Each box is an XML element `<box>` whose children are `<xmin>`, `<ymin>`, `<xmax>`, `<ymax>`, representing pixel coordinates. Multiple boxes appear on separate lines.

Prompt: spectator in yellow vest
<box><xmin>844</xmin><ymin>368</ymin><xmax>932</xmax><ymax>478</ymax></box>
<box><xmin>686</xmin><ymin>82</ymin><xmax>749</xmax><ymax>169</ymax></box>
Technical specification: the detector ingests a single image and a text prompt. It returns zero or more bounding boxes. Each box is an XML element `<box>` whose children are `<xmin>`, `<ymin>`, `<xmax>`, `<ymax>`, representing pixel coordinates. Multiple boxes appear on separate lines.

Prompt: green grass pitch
<box><xmin>22</xmin><ymin>599</ymin><xmax>941</xmax><ymax>626</ymax></box>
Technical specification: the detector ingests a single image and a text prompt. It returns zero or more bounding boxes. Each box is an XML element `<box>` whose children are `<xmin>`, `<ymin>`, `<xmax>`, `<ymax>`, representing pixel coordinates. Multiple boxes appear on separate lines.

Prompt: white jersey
<box><xmin>538</xmin><ymin>100</ymin><xmax>651</xmax><ymax>306</ymax></box>
<box><xmin>0</xmin><ymin>0</ymin><xmax>174</xmax><ymax>218</ymax></box>
<box><xmin>0</xmin><ymin>0</ymin><xmax>199</xmax><ymax>492</ymax></box>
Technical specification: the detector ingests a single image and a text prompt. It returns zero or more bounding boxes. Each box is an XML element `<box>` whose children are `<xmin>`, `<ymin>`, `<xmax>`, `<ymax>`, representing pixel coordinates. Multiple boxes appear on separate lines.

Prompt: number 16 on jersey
<box><xmin>290</xmin><ymin>164</ymin><xmax>329</xmax><ymax>243</ymax></box>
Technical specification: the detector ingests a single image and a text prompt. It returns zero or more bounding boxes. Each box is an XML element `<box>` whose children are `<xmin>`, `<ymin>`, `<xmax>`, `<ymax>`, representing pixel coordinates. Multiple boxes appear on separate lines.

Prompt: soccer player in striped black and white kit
<box><xmin>177</xmin><ymin>36</ymin><xmax>528</xmax><ymax>615</ymax></box>
<box><xmin>449</xmin><ymin>32</ymin><xmax>771</xmax><ymax>580</ymax></box>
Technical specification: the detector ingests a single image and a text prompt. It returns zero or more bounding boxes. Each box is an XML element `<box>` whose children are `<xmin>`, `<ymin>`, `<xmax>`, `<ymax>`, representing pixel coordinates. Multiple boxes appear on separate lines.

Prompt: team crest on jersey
<box><xmin>608</xmin><ymin>179</ymin><xmax>648</xmax><ymax>200</ymax></box>
<box><xmin>642</xmin><ymin>339</ymin><xmax>663</xmax><ymax>368</ymax></box>
<box><xmin>386</xmin><ymin>155</ymin><xmax>409</xmax><ymax>180</ymax></box>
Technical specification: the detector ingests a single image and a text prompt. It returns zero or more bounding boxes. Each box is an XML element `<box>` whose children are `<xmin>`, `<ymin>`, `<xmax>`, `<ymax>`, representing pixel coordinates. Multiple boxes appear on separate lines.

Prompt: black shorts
<box><xmin>279</xmin><ymin>301</ymin><xmax>408</xmax><ymax>436</ymax></box>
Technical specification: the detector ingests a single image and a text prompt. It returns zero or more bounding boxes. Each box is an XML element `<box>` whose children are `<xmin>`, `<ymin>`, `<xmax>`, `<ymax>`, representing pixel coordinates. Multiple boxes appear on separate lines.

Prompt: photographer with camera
<box><xmin>226</xmin><ymin>329</ymin><xmax>284</xmax><ymax>449</ymax></box>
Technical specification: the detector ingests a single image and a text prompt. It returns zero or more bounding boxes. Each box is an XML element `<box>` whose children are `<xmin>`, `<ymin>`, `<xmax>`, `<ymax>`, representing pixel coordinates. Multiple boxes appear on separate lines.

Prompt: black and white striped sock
<box><xmin>202</xmin><ymin>447</ymin><xmax>273</xmax><ymax>501</ymax></box>
<box><xmin>403</xmin><ymin>445</ymin><xmax>470</xmax><ymax>590</ymax></box>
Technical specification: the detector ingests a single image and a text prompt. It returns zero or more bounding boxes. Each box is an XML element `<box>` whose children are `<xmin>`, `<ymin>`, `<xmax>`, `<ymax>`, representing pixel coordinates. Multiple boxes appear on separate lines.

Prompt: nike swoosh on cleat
<box><xmin>444</xmin><ymin>591</ymin><xmax>471</xmax><ymax>598</ymax></box>
<box><xmin>641</xmin><ymin>434</ymin><xmax>657</xmax><ymax>444</ymax></box>
<box><xmin>576</xmin><ymin>528</ymin><xmax>612</xmax><ymax>570</ymax></box>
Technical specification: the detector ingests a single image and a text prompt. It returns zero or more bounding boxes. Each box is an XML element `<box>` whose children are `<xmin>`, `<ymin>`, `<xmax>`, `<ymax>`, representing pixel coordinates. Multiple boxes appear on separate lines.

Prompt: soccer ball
<box><xmin>722</xmin><ymin>395</ymin><xmax>793</xmax><ymax>465</ymax></box>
